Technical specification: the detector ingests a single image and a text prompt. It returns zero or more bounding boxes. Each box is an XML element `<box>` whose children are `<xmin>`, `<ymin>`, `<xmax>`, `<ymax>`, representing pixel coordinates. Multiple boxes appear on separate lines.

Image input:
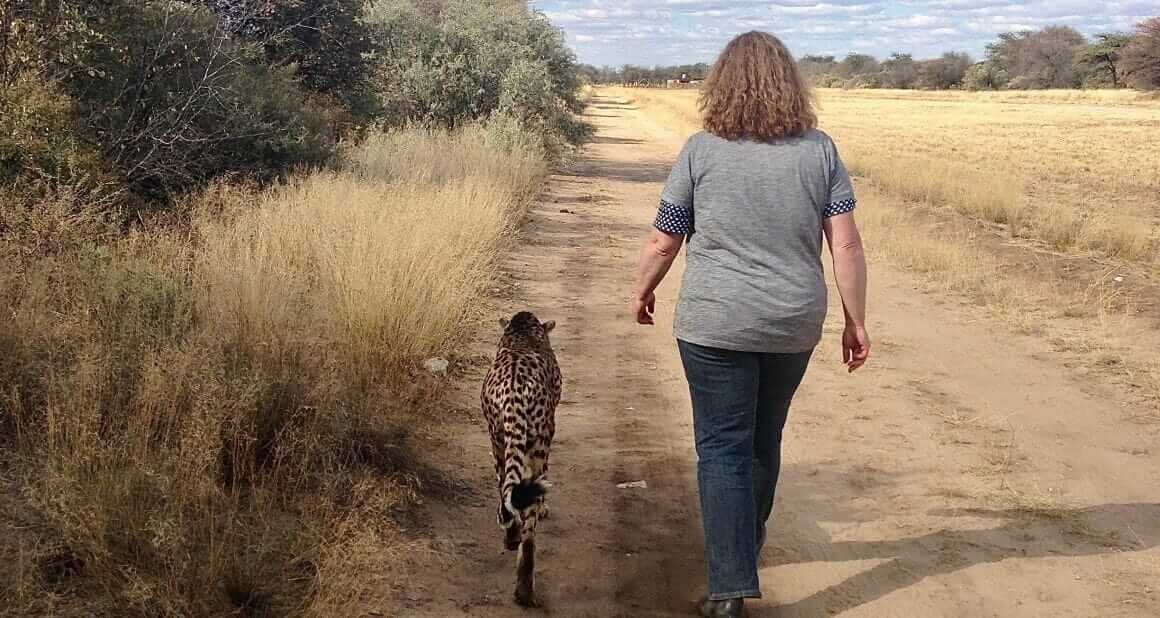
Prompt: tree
<box><xmin>368</xmin><ymin>0</ymin><xmax>588</xmax><ymax>147</ymax></box>
<box><xmin>799</xmin><ymin>54</ymin><xmax>838</xmax><ymax>84</ymax></box>
<box><xmin>201</xmin><ymin>0</ymin><xmax>379</xmax><ymax>122</ymax></box>
<box><xmin>1123</xmin><ymin>17</ymin><xmax>1160</xmax><ymax>90</ymax></box>
<box><xmin>987</xmin><ymin>26</ymin><xmax>1087</xmax><ymax>88</ymax></box>
<box><xmin>0</xmin><ymin>1</ymin><xmax>112</xmax><ymax>87</ymax></box>
<box><xmin>965</xmin><ymin>61</ymin><xmax>1009</xmax><ymax>90</ymax></box>
<box><xmin>838</xmin><ymin>53</ymin><xmax>879</xmax><ymax>78</ymax></box>
<box><xmin>918</xmin><ymin>52</ymin><xmax>972</xmax><ymax>89</ymax></box>
<box><xmin>64</xmin><ymin>2</ymin><xmax>332</xmax><ymax>198</ymax></box>
<box><xmin>881</xmin><ymin>52</ymin><xmax>918</xmax><ymax>88</ymax></box>
<box><xmin>1076</xmin><ymin>33</ymin><xmax>1131</xmax><ymax>87</ymax></box>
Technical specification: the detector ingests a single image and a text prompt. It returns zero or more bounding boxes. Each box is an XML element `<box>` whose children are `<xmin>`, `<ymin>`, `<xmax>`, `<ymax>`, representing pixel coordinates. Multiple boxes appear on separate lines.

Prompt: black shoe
<box><xmin>697</xmin><ymin>598</ymin><xmax>745</xmax><ymax>617</ymax></box>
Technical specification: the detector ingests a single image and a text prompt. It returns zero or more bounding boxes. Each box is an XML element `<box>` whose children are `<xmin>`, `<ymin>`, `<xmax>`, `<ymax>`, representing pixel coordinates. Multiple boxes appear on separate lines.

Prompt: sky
<box><xmin>531</xmin><ymin>0</ymin><xmax>1160</xmax><ymax>67</ymax></box>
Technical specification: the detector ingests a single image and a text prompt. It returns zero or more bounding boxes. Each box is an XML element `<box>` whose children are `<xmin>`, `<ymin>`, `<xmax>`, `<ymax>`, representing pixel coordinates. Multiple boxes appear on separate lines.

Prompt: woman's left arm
<box><xmin>631</xmin><ymin>228</ymin><xmax>685</xmax><ymax>325</ymax></box>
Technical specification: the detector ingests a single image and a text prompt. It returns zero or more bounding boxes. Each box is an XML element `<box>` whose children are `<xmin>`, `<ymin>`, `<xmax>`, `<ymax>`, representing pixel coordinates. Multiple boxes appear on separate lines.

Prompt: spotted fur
<box><xmin>481</xmin><ymin>311</ymin><xmax>561</xmax><ymax>607</ymax></box>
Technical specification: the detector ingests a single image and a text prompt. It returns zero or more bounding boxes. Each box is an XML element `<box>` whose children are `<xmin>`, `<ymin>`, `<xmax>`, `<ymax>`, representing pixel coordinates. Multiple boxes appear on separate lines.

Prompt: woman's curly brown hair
<box><xmin>700</xmin><ymin>31</ymin><xmax>817</xmax><ymax>142</ymax></box>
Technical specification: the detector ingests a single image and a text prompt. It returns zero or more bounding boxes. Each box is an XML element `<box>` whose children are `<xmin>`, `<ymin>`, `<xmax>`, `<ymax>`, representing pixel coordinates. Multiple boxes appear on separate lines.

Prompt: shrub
<box><xmin>63</xmin><ymin>3</ymin><xmax>334</xmax><ymax>201</ymax></box>
<box><xmin>0</xmin><ymin>0</ymin><xmax>586</xmax><ymax>611</ymax></box>
<box><xmin>814</xmin><ymin>73</ymin><xmax>843</xmax><ymax>88</ymax></box>
<box><xmin>498</xmin><ymin>58</ymin><xmax>556</xmax><ymax>122</ymax></box>
<box><xmin>497</xmin><ymin>58</ymin><xmax>593</xmax><ymax>154</ymax></box>
<box><xmin>368</xmin><ymin>0</ymin><xmax>589</xmax><ymax>149</ymax></box>
<box><xmin>881</xmin><ymin>53</ymin><xmax>919</xmax><ymax>89</ymax></box>
<box><xmin>965</xmin><ymin>61</ymin><xmax>1010</xmax><ymax>90</ymax></box>
<box><xmin>202</xmin><ymin>0</ymin><xmax>381</xmax><ymax>127</ymax></box>
<box><xmin>0</xmin><ymin>74</ymin><xmax>110</xmax><ymax>193</ymax></box>
<box><xmin>799</xmin><ymin>55</ymin><xmax>839</xmax><ymax>85</ymax></box>
<box><xmin>837</xmin><ymin>53</ymin><xmax>880</xmax><ymax>79</ymax></box>
<box><xmin>918</xmin><ymin>52</ymin><xmax>972</xmax><ymax>89</ymax></box>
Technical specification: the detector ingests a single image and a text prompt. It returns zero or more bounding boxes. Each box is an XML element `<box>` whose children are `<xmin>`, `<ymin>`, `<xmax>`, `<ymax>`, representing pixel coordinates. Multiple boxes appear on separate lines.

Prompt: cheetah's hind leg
<box><xmin>535</xmin><ymin>477</ymin><xmax>552</xmax><ymax>519</ymax></box>
<box><xmin>514</xmin><ymin>538</ymin><xmax>539</xmax><ymax>607</ymax></box>
<box><xmin>499</xmin><ymin>503</ymin><xmax>521</xmax><ymax>551</ymax></box>
<box><xmin>504</xmin><ymin>521</ymin><xmax>521</xmax><ymax>551</ymax></box>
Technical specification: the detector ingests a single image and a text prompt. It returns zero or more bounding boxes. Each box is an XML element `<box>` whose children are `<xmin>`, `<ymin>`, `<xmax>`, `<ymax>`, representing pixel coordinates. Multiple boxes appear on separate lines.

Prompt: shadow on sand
<box><xmin>755</xmin><ymin>465</ymin><xmax>1160</xmax><ymax>615</ymax></box>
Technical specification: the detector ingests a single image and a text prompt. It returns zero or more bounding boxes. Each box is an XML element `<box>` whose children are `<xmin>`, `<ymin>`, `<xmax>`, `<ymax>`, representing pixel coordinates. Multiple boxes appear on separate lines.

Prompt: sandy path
<box><xmin>385</xmin><ymin>94</ymin><xmax>1160</xmax><ymax>617</ymax></box>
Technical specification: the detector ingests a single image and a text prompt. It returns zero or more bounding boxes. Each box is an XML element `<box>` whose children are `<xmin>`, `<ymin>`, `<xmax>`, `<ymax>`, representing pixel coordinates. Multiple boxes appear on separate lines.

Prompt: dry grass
<box><xmin>853</xmin><ymin>190</ymin><xmax>1044</xmax><ymax>321</ymax></box>
<box><xmin>816</xmin><ymin>89</ymin><xmax>1159</xmax><ymax>262</ymax></box>
<box><xmin>0</xmin><ymin>125</ymin><xmax>548</xmax><ymax>615</ymax></box>
<box><xmin>825</xmin><ymin>88</ymin><xmax>1159</xmax><ymax>106</ymax></box>
<box><xmin>613</xmin><ymin>86</ymin><xmax>1160</xmax><ymax>263</ymax></box>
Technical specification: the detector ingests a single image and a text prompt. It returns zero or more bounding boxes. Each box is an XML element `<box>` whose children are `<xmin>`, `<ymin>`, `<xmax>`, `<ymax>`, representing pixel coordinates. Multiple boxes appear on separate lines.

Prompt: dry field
<box><xmin>0</xmin><ymin>126</ymin><xmax>548</xmax><ymax>615</ymax></box>
<box><xmin>626</xmin><ymin>87</ymin><xmax>1160</xmax><ymax>260</ymax></box>
<box><xmin>613</xmin><ymin>86</ymin><xmax>1160</xmax><ymax>410</ymax></box>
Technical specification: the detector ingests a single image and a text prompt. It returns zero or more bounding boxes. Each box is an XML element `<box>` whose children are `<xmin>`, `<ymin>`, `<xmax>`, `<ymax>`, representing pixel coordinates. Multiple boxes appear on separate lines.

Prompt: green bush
<box><xmin>369</xmin><ymin>0</ymin><xmax>589</xmax><ymax>150</ymax></box>
<box><xmin>0</xmin><ymin>74</ymin><xmax>110</xmax><ymax>193</ymax></box>
<box><xmin>965</xmin><ymin>61</ymin><xmax>1010</xmax><ymax>90</ymax></box>
<box><xmin>62</xmin><ymin>3</ymin><xmax>334</xmax><ymax>200</ymax></box>
<box><xmin>202</xmin><ymin>0</ymin><xmax>381</xmax><ymax>127</ymax></box>
<box><xmin>2</xmin><ymin>0</ymin><xmax>590</xmax><ymax>207</ymax></box>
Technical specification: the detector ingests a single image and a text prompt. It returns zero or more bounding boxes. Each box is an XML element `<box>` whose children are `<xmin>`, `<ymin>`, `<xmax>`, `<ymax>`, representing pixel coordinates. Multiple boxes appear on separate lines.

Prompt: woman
<box><xmin>630</xmin><ymin>32</ymin><xmax>870</xmax><ymax>617</ymax></box>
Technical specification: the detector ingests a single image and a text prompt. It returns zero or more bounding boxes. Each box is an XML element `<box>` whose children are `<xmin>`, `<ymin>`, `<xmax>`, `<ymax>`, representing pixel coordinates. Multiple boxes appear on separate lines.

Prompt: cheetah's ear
<box><xmin>499</xmin><ymin>318</ymin><xmax>510</xmax><ymax>329</ymax></box>
<box><xmin>542</xmin><ymin>320</ymin><xmax>556</xmax><ymax>333</ymax></box>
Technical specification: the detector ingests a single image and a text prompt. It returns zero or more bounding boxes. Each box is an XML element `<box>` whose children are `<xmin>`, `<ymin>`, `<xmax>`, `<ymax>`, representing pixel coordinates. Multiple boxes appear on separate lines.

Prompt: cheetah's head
<box><xmin>499</xmin><ymin>311</ymin><xmax>556</xmax><ymax>347</ymax></box>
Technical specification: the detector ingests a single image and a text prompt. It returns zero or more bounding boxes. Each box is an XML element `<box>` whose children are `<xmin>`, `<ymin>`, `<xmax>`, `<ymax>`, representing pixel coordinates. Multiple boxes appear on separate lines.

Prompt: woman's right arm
<box><xmin>823</xmin><ymin>213</ymin><xmax>870</xmax><ymax>372</ymax></box>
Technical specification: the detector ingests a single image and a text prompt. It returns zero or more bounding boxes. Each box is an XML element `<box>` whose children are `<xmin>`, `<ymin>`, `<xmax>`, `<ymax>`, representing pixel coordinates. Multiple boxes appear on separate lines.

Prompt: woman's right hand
<box><xmin>632</xmin><ymin>291</ymin><xmax>656</xmax><ymax>325</ymax></box>
<box><xmin>842</xmin><ymin>322</ymin><xmax>870</xmax><ymax>373</ymax></box>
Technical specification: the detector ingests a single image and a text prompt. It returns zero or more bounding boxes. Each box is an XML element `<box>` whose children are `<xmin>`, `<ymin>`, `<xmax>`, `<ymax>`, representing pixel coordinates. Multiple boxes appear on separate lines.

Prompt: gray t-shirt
<box><xmin>655</xmin><ymin>129</ymin><xmax>856</xmax><ymax>353</ymax></box>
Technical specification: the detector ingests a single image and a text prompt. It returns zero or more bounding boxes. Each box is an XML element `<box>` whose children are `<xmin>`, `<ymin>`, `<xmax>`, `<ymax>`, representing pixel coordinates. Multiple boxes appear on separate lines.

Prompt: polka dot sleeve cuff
<box><xmin>823</xmin><ymin>198</ymin><xmax>856</xmax><ymax>218</ymax></box>
<box><xmin>654</xmin><ymin>199</ymin><xmax>694</xmax><ymax>235</ymax></box>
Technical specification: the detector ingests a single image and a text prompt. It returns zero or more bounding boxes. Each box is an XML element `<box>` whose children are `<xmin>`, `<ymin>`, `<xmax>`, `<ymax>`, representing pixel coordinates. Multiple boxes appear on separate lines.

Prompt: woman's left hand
<box><xmin>632</xmin><ymin>292</ymin><xmax>656</xmax><ymax>325</ymax></box>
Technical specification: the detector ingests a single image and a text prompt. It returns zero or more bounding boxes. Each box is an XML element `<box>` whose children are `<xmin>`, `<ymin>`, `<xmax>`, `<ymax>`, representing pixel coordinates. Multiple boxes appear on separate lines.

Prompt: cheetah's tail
<box><xmin>508</xmin><ymin>478</ymin><xmax>551</xmax><ymax>514</ymax></box>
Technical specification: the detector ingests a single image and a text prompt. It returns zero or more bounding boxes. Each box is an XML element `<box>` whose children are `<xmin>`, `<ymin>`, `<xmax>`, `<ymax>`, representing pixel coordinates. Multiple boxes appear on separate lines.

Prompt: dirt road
<box><xmin>385</xmin><ymin>95</ymin><xmax>1160</xmax><ymax>617</ymax></box>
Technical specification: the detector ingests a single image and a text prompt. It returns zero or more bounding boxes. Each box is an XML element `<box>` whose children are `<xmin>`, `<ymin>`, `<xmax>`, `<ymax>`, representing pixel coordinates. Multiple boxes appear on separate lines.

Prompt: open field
<box><xmin>624</xmin><ymin>87</ymin><xmax>1160</xmax><ymax>262</ymax></box>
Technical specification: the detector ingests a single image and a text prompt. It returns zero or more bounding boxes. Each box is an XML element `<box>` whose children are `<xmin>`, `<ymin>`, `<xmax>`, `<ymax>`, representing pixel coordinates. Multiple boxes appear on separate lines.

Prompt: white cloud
<box><xmin>533</xmin><ymin>0</ymin><xmax>1158</xmax><ymax>66</ymax></box>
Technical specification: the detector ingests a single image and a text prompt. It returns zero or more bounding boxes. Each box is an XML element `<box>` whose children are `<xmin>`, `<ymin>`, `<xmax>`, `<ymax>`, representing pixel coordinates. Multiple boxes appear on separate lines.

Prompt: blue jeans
<box><xmin>678</xmin><ymin>340</ymin><xmax>813</xmax><ymax>601</ymax></box>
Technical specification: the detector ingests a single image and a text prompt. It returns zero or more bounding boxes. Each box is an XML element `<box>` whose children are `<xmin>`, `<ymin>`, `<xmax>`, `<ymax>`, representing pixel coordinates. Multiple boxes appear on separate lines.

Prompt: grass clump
<box><xmin>0</xmin><ymin>126</ymin><xmax>547</xmax><ymax>615</ymax></box>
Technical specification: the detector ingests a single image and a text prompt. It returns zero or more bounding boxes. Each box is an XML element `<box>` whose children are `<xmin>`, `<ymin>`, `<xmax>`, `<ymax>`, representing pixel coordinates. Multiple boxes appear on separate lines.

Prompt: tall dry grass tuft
<box><xmin>0</xmin><ymin>126</ymin><xmax>548</xmax><ymax>615</ymax></box>
<box><xmin>200</xmin><ymin>127</ymin><xmax>547</xmax><ymax>386</ymax></box>
<box><xmin>852</xmin><ymin>191</ymin><xmax>1037</xmax><ymax>312</ymax></box>
<box><xmin>842</xmin><ymin>152</ymin><xmax>1026</xmax><ymax>229</ymax></box>
<box><xmin>346</xmin><ymin>125</ymin><xmax>547</xmax><ymax>195</ymax></box>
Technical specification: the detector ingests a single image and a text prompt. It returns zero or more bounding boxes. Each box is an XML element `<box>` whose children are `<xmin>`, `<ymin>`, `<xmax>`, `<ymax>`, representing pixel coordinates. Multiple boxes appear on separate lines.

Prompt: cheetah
<box><xmin>481</xmin><ymin>311</ymin><xmax>561</xmax><ymax>607</ymax></box>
